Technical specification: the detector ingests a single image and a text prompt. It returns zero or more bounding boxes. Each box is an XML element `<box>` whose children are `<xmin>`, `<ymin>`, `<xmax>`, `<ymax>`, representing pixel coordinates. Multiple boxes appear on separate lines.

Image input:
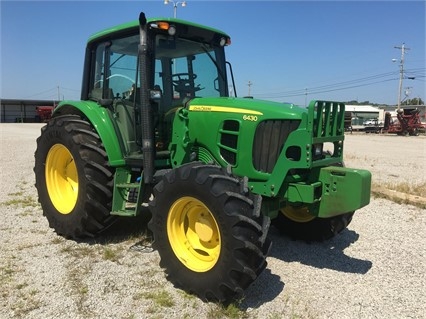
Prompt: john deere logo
<box><xmin>189</xmin><ymin>105</ymin><xmax>262</xmax><ymax>116</ymax></box>
<box><xmin>191</xmin><ymin>106</ymin><xmax>212</xmax><ymax>111</ymax></box>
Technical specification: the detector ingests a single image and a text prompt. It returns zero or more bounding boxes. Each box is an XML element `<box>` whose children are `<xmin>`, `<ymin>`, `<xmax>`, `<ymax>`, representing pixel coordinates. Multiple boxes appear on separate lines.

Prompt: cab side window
<box><xmin>89</xmin><ymin>35</ymin><xmax>139</xmax><ymax>100</ymax></box>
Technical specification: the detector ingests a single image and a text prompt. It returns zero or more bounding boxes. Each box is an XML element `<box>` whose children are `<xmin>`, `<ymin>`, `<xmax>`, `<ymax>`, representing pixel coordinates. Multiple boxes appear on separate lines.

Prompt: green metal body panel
<box><xmin>88</xmin><ymin>17</ymin><xmax>230</xmax><ymax>44</ymax></box>
<box><xmin>170</xmin><ymin>97</ymin><xmax>306</xmax><ymax>175</ymax></box>
<box><xmin>169</xmin><ymin>98</ymin><xmax>371</xmax><ymax>218</ymax></box>
<box><xmin>54</xmin><ymin>101</ymin><xmax>125</xmax><ymax>166</ymax></box>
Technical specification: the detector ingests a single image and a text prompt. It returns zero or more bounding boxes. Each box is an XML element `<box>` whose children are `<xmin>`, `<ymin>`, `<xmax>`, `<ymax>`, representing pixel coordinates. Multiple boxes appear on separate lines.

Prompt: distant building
<box><xmin>346</xmin><ymin>104</ymin><xmax>426</xmax><ymax>127</ymax></box>
<box><xmin>1</xmin><ymin>99</ymin><xmax>57</xmax><ymax>123</ymax></box>
<box><xmin>345</xmin><ymin>105</ymin><xmax>381</xmax><ymax>126</ymax></box>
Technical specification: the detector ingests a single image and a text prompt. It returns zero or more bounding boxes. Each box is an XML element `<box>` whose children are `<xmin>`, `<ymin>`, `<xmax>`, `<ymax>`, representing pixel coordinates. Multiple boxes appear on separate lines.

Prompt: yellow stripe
<box><xmin>189</xmin><ymin>105</ymin><xmax>263</xmax><ymax>115</ymax></box>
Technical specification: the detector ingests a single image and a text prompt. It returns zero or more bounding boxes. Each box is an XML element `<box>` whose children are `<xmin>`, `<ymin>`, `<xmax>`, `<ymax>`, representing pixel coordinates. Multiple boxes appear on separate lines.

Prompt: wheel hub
<box><xmin>167</xmin><ymin>196</ymin><xmax>221</xmax><ymax>272</ymax></box>
<box><xmin>45</xmin><ymin>143</ymin><xmax>78</xmax><ymax>214</ymax></box>
<box><xmin>281</xmin><ymin>205</ymin><xmax>315</xmax><ymax>223</ymax></box>
<box><xmin>195</xmin><ymin>216</ymin><xmax>214</xmax><ymax>242</ymax></box>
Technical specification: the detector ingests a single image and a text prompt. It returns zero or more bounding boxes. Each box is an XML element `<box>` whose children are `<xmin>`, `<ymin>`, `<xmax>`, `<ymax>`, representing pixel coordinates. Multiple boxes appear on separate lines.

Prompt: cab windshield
<box><xmin>89</xmin><ymin>31</ymin><xmax>229</xmax><ymax>106</ymax></box>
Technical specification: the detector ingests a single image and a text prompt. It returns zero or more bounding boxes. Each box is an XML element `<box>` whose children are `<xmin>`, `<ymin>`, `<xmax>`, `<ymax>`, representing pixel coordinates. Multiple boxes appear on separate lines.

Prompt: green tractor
<box><xmin>34</xmin><ymin>12</ymin><xmax>371</xmax><ymax>303</ymax></box>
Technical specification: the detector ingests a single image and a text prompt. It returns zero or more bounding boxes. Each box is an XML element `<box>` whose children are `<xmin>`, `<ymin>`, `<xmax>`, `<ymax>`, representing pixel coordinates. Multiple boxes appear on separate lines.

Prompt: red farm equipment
<box><xmin>384</xmin><ymin>108</ymin><xmax>425</xmax><ymax>136</ymax></box>
<box><xmin>35</xmin><ymin>106</ymin><xmax>54</xmax><ymax>122</ymax></box>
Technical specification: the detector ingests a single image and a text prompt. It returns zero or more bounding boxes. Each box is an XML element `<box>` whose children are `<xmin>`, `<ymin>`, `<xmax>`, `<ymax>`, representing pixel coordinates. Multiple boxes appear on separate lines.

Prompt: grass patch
<box><xmin>0</xmin><ymin>261</ymin><xmax>16</xmax><ymax>286</ymax></box>
<box><xmin>1</xmin><ymin>195</ymin><xmax>39</xmax><ymax>208</ymax></box>
<box><xmin>60</xmin><ymin>245</ymin><xmax>97</xmax><ymax>259</ymax></box>
<box><xmin>372</xmin><ymin>181</ymin><xmax>426</xmax><ymax>208</ymax></box>
<box><xmin>66</xmin><ymin>263</ymin><xmax>92</xmax><ymax>316</ymax></box>
<box><xmin>143</xmin><ymin>289</ymin><xmax>175</xmax><ymax>308</ymax></box>
<box><xmin>51</xmin><ymin>236</ymin><xmax>64</xmax><ymax>244</ymax></box>
<box><xmin>9</xmin><ymin>289</ymin><xmax>42</xmax><ymax>317</ymax></box>
<box><xmin>390</xmin><ymin>182</ymin><xmax>425</xmax><ymax>197</ymax></box>
<box><xmin>0</xmin><ymin>258</ymin><xmax>42</xmax><ymax>317</ymax></box>
<box><xmin>0</xmin><ymin>183</ymin><xmax>39</xmax><ymax>208</ymax></box>
<box><xmin>207</xmin><ymin>302</ymin><xmax>247</xmax><ymax>319</ymax></box>
<box><xmin>372</xmin><ymin>181</ymin><xmax>425</xmax><ymax>197</ymax></box>
<box><xmin>102</xmin><ymin>247</ymin><xmax>122</xmax><ymax>262</ymax></box>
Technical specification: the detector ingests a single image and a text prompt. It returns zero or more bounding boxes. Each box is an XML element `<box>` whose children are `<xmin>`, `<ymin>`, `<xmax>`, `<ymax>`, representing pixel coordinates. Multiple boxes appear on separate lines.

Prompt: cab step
<box><xmin>111</xmin><ymin>168</ymin><xmax>143</xmax><ymax>217</ymax></box>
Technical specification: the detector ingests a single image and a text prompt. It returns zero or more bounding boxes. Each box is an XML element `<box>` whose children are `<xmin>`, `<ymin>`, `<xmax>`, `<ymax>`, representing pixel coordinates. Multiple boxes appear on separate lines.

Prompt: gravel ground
<box><xmin>0</xmin><ymin>123</ymin><xmax>425</xmax><ymax>319</ymax></box>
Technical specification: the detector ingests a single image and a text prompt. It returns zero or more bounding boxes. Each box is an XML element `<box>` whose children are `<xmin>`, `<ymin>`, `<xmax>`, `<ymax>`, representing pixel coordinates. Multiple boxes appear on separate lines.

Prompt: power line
<box><xmin>61</xmin><ymin>87</ymin><xmax>80</xmax><ymax>92</ymax></box>
<box><xmin>252</xmin><ymin>68</ymin><xmax>425</xmax><ymax>100</ymax></box>
<box><xmin>270</xmin><ymin>78</ymin><xmax>398</xmax><ymax>99</ymax></box>
<box><xmin>23</xmin><ymin>86</ymin><xmax>80</xmax><ymax>100</ymax></box>
<box><xmin>24</xmin><ymin>87</ymin><xmax>57</xmax><ymax>99</ymax></box>
<box><xmin>258</xmin><ymin>72</ymin><xmax>398</xmax><ymax>96</ymax></box>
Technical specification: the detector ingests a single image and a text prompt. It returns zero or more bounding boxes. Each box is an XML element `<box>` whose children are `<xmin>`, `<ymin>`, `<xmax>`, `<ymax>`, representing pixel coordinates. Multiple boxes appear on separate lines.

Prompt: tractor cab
<box><xmin>81</xmin><ymin>18</ymin><xmax>232</xmax><ymax>156</ymax></box>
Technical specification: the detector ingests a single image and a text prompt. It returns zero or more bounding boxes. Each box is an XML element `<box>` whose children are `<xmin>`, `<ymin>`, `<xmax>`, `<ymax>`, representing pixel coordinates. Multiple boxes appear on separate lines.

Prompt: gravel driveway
<box><xmin>0</xmin><ymin>123</ymin><xmax>425</xmax><ymax>319</ymax></box>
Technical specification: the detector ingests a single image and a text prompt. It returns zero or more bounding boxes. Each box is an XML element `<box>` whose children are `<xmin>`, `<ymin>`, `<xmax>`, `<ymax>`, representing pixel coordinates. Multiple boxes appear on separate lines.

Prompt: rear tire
<box><xmin>34</xmin><ymin>115</ymin><xmax>116</xmax><ymax>239</ymax></box>
<box><xmin>273</xmin><ymin>208</ymin><xmax>354</xmax><ymax>241</ymax></box>
<box><xmin>149</xmin><ymin>162</ymin><xmax>271</xmax><ymax>303</ymax></box>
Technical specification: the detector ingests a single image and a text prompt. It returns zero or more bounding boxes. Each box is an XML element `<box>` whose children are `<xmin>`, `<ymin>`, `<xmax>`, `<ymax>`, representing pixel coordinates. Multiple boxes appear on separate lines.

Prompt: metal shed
<box><xmin>0</xmin><ymin>99</ymin><xmax>57</xmax><ymax>123</ymax></box>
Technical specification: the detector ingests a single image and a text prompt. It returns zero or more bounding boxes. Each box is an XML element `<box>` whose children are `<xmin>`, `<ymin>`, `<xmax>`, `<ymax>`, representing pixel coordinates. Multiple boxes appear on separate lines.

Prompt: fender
<box><xmin>53</xmin><ymin>100</ymin><xmax>126</xmax><ymax>167</ymax></box>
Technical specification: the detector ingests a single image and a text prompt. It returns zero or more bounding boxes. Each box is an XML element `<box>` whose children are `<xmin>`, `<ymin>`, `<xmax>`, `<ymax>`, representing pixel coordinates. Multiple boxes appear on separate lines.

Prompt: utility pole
<box><xmin>247</xmin><ymin>81</ymin><xmax>252</xmax><ymax>97</ymax></box>
<box><xmin>228</xmin><ymin>85</ymin><xmax>234</xmax><ymax>97</ymax></box>
<box><xmin>164</xmin><ymin>0</ymin><xmax>187</xmax><ymax>18</ymax></box>
<box><xmin>305</xmin><ymin>88</ymin><xmax>308</xmax><ymax>107</ymax></box>
<box><xmin>394</xmin><ymin>43</ymin><xmax>410</xmax><ymax>110</ymax></box>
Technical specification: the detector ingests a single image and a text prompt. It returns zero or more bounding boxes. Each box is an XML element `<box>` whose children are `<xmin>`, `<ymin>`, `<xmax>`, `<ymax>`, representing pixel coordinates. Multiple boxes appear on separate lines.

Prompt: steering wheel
<box><xmin>172</xmin><ymin>73</ymin><xmax>202</xmax><ymax>97</ymax></box>
<box><xmin>172</xmin><ymin>73</ymin><xmax>197</xmax><ymax>86</ymax></box>
<box><xmin>105</xmin><ymin>74</ymin><xmax>136</xmax><ymax>99</ymax></box>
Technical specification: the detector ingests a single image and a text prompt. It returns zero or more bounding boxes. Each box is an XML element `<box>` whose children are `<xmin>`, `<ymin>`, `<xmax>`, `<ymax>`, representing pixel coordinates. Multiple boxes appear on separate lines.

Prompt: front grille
<box><xmin>253</xmin><ymin>120</ymin><xmax>300</xmax><ymax>173</ymax></box>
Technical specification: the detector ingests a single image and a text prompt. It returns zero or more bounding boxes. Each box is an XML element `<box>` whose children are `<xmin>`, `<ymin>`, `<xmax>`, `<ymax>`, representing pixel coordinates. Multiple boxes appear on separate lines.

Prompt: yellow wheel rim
<box><xmin>281</xmin><ymin>205</ymin><xmax>315</xmax><ymax>223</ymax></box>
<box><xmin>167</xmin><ymin>196</ymin><xmax>221</xmax><ymax>272</ymax></box>
<box><xmin>45</xmin><ymin>144</ymin><xmax>78</xmax><ymax>214</ymax></box>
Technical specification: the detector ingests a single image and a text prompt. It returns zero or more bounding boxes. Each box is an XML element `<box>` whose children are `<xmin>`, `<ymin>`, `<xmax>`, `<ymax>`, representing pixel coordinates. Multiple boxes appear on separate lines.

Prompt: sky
<box><xmin>1</xmin><ymin>0</ymin><xmax>425</xmax><ymax>106</ymax></box>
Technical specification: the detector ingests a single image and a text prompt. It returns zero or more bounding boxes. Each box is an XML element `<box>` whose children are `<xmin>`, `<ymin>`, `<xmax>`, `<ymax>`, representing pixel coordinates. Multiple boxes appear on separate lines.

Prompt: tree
<box><xmin>402</xmin><ymin>97</ymin><xmax>424</xmax><ymax>105</ymax></box>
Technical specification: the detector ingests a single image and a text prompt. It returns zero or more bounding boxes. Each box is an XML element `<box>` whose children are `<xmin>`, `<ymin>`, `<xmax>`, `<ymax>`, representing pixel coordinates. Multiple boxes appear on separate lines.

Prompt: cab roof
<box><xmin>88</xmin><ymin>16</ymin><xmax>230</xmax><ymax>44</ymax></box>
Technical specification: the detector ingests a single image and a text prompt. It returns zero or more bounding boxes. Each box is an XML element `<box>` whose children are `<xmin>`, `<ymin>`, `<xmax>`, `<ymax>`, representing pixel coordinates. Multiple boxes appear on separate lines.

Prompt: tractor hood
<box><xmin>186</xmin><ymin>97</ymin><xmax>307</xmax><ymax>121</ymax></box>
<box><xmin>170</xmin><ymin>96</ymin><xmax>312</xmax><ymax>180</ymax></box>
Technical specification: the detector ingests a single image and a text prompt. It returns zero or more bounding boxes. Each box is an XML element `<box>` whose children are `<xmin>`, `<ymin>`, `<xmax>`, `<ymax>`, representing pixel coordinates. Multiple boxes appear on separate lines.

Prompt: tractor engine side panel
<box><xmin>169</xmin><ymin>98</ymin><xmax>309</xmax><ymax>184</ymax></box>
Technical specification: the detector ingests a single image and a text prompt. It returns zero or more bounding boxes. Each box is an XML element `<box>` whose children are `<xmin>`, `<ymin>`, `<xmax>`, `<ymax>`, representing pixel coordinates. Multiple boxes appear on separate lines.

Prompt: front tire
<box><xmin>148</xmin><ymin>163</ymin><xmax>271</xmax><ymax>303</ymax></box>
<box><xmin>34</xmin><ymin>115</ymin><xmax>116</xmax><ymax>239</ymax></box>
